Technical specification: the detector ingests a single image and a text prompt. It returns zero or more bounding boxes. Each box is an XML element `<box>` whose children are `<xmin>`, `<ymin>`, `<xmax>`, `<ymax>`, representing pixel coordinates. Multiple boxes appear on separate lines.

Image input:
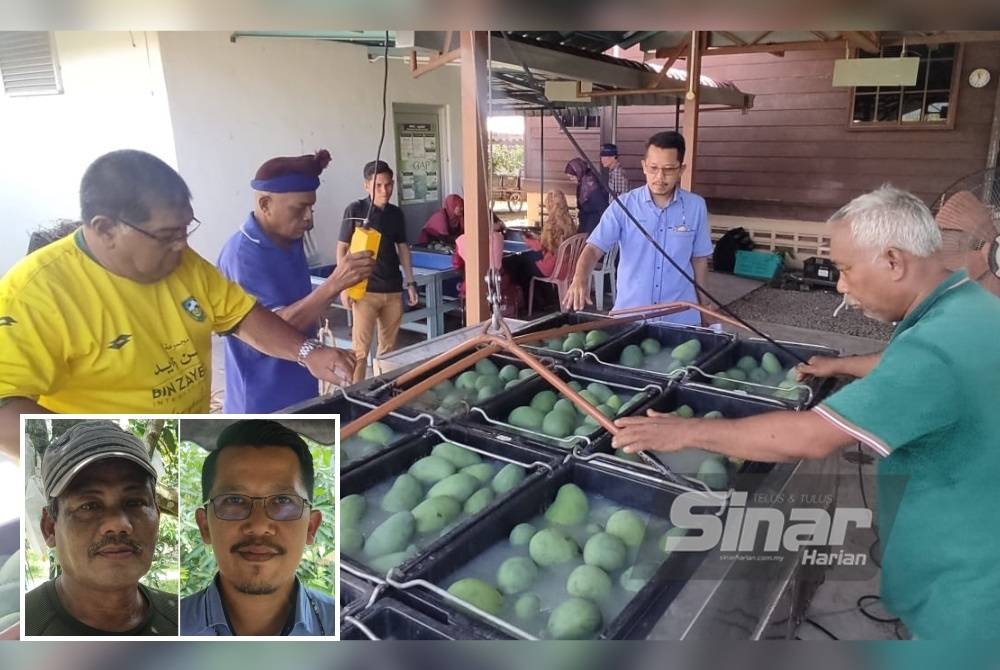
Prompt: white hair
<box><xmin>829</xmin><ymin>184</ymin><xmax>942</xmax><ymax>257</ymax></box>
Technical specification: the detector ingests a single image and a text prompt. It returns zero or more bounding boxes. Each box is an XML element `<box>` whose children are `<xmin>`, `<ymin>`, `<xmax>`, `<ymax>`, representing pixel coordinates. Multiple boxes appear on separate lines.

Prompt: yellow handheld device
<box><xmin>346</xmin><ymin>227</ymin><xmax>381</xmax><ymax>301</ymax></box>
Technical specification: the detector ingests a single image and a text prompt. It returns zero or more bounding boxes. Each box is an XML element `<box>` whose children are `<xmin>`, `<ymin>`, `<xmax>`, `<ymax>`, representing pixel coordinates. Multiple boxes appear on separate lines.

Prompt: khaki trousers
<box><xmin>351</xmin><ymin>290</ymin><xmax>404</xmax><ymax>383</ymax></box>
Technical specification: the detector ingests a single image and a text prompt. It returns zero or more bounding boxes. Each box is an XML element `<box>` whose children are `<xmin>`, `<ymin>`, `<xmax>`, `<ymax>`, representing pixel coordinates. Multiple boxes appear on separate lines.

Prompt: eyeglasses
<box><xmin>643</xmin><ymin>164</ymin><xmax>683</xmax><ymax>176</ymax></box>
<box><xmin>117</xmin><ymin>216</ymin><xmax>201</xmax><ymax>245</ymax></box>
<box><xmin>204</xmin><ymin>493</ymin><xmax>312</xmax><ymax>521</ymax></box>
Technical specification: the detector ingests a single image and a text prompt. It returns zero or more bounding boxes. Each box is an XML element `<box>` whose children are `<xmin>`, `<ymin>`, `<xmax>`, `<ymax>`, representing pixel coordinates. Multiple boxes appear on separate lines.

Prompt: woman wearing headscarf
<box><xmin>418</xmin><ymin>194</ymin><xmax>464</xmax><ymax>246</ymax></box>
<box><xmin>564</xmin><ymin>158</ymin><xmax>609</xmax><ymax>235</ymax></box>
<box><xmin>504</xmin><ymin>191</ymin><xmax>579</xmax><ymax>308</ymax></box>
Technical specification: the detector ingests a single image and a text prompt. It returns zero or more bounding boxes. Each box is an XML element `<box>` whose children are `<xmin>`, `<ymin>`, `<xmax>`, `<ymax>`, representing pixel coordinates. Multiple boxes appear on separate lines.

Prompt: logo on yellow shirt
<box><xmin>108</xmin><ymin>334</ymin><xmax>132</xmax><ymax>349</ymax></box>
<box><xmin>181</xmin><ymin>296</ymin><xmax>205</xmax><ymax>322</ymax></box>
<box><xmin>0</xmin><ymin>316</ymin><xmax>15</xmax><ymax>326</ymax></box>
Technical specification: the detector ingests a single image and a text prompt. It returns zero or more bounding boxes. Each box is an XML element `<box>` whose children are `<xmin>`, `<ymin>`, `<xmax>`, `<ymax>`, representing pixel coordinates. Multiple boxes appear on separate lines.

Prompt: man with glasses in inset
<box><xmin>180</xmin><ymin>420</ymin><xmax>333</xmax><ymax>636</ymax></box>
<box><xmin>564</xmin><ymin>131</ymin><xmax>713</xmax><ymax>326</ymax></box>
<box><xmin>0</xmin><ymin>150</ymin><xmax>356</xmax><ymax>458</ymax></box>
<box><xmin>25</xmin><ymin>420</ymin><xmax>177</xmax><ymax>636</ymax></box>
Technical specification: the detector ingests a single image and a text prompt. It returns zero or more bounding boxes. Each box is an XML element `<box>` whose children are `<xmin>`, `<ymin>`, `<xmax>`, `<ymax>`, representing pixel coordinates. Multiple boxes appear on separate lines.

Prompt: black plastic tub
<box><xmin>459</xmin><ymin>362</ymin><xmax>663</xmax><ymax>453</ymax></box>
<box><xmin>284</xmin><ymin>391</ymin><xmax>431</xmax><ymax>473</ymax></box>
<box><xmin>582</xmin><ymin>322</ymin><xmax>733</xmax><ymax>383</ymax></box>
<box><xmin>340</xmin><ymin>569</ymin><xmax>376</xmax><ymax>617</ymax></box>
<box><xmin>340</xmin><ymin>425</ymin><xmax>556</xmax><ymax>583</ymax></box>
<box><xmin>510</xmin><ymin>311</ymin><xmax>642</xmax><ymax>362</ymax></box>
<box><xmin>396</xmin><ymin>460</ymin><xmax>711</xmax><ymax>640</ymax></box>
<box><xmin>686</xmin><ymin>338</ymin><xmax>839</xmax><ymax>409</ymax></box>
<box><xmin>582</xmin><ymin>384</ymin><xmax>787</xmax><ymax>487</ymax></box>
<box><xmin>341</xmin><ymin>596</ymin><xmax>494</xmax><ymax>640</ymax></box>
<box><xmin>355</xmin><ymin>353</ymin><xmax>548</xmax><ymax>424</ymax></box>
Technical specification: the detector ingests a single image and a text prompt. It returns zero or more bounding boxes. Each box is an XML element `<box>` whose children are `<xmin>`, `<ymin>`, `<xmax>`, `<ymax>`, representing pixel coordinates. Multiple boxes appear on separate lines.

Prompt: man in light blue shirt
<box><xmin>565</xmin><ymin>131</ymin><xmax>713</xmax><ymax>325</ymax></box>
<box><xmin>181</xmin><ymin>420</ymin><xmax>334</xmax><ymax>636</ymax></box>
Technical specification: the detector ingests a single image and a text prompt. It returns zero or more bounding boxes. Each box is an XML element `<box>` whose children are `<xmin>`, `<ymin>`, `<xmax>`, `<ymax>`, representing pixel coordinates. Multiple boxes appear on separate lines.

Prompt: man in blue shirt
<box><xmin>217</xmin><ymin>150</ymin><xmax>374</xmax><ymax>412</ymax></box>
<box><xmin>564</xmin><ymin>131</ymin><xmax>713</xmax><ymax>325</ymax></box>
<box><xmin>181</xmin><ymin>420</ymin><xmax>334</xmax><ymax>636</ymax></box>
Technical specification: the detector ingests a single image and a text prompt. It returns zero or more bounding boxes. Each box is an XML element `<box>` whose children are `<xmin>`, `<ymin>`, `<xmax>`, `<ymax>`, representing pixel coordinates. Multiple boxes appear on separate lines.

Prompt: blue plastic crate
<box><xmin>734</xmin><ymin>250</ymin><xmax>782</xmax><ymax>281</ymax></box>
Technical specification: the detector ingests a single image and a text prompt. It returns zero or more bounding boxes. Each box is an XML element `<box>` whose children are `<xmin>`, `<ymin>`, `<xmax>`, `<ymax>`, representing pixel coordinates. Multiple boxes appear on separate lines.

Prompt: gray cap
<box><xmin>41</xmin><ymin>420</ymin><xmax>158</xmax><ymax>498</ymax></box>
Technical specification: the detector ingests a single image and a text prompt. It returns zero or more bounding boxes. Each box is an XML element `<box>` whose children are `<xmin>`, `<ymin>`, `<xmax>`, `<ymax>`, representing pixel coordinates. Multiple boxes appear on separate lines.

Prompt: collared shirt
<box><xmin>338</xmin><ymin>197</ymin><xmax>408</xmax><ymax>294</ymax></box>
<box><xmin>216</xmin><ymin>213</ymin><xmax>317</xmax><ymax>413</ymax></box>
<box><xmin>588</xmin><ymin>185</ymin><xmax>712</xmax><ymax>325</ymax></box>
<box><xmin>0</xmin><ymin>230</ymin><xmax>256</xmax><ymax>413</ymax></box>
<box><xmin>607</xmin><ymin>163</ymin><xmax>629</xmax><ymax>197</ymax></box>
<box><xmin>180</xmin><ymin>575</ymin><xmax>335</xmax><ymax>636</ymax></box>
<box><xmin>815</xmin><ymin>271</ymin><xmax>1000</xmax><ymax>639</ymax></box>
<box><xmin>25</xmin><ymin>580</ymin><xmax>178</xmax><ymax>636</ymax></box>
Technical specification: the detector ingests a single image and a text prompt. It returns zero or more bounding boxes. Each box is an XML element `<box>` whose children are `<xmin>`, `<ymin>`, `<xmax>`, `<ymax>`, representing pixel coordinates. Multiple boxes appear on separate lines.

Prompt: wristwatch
<box><xmin>296</xmin><ymin>337</ymin><xmax>326</xmax><ymax>367</ymax></box>
<box><xmin>406</xmin><ymin>281</ymin><xmax>417</xmax><ymax>288</ymax></box>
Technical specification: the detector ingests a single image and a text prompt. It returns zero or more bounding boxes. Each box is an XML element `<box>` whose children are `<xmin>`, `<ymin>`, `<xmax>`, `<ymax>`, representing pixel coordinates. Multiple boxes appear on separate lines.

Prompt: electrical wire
<box><xmin>362</xmin><ymin>31</ymin><xmax>392</xmax><ymax>227</ymax></box>
<box><xmin>498</xmin><ymin>31</ymin><xmax>810</xmax><ymax>365</ymax></box>
<box><xmin>857</xmin><ymin>595</ymin><xmax>901</xmax><ymax>624</ymax></box>
<box><xmin>803</xmin><ymin>617</ymin><xmax>840</xmax><ymax>640</ymax></box>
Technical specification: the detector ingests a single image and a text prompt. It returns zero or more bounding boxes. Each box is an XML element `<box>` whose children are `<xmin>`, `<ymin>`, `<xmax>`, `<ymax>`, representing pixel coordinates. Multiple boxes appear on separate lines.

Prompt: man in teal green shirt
<box><xmin>613</xmin><ymin>185</ymin><xmax>1000</xmax><ymax>639</ymax></box>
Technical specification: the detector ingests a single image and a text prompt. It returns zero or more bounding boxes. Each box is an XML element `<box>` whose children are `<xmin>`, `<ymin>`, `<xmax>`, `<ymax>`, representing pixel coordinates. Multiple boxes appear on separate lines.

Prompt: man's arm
<box><xmin>233</xmin><ymin>304</ymin><xmax>354</xmax><ymax>384</ymax></box>
<box><xmin>275</xmin><ymin>251</ymin><xmax>374</xmax><ymax>331</ymax></box>
<box><xmin>0</xmin><ymin>398</ymin><xmax>49</xmax><ymax>460</ymax></box>
<box><xmin>563</xmin><ymin>244</ymin><xmax>605</xmax><ymax>311</ymax></box>
<box><xmin>797</xmin><ymin>352</ymin><xmax>882</xmax><ymax>380</ymax></box>
<box><xmin>397</xmin><ymin>243</ymin><xmax>419</xmax><ymax>307</ymax></box>
<box><xmin>692</xmin><ymin>255</ymin><xmax>710</xmax><ymax>306</ymax></box>
<box><xmin>613</xmin><ymin>409</ymin><xmax>855</xmax><ymax>463</ymax></box>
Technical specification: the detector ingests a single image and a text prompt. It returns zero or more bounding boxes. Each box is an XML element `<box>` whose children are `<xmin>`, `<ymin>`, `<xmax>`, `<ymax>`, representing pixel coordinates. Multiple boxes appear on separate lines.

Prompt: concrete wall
<box><xmin>158</xmin><ymin>32</ymin><xmax>464</xmax><ymax>266</ymax></box>
<box><xmin>0</xmin><ymin>31</ymin><xmax>176</xmax><ymax>275</ymax></box>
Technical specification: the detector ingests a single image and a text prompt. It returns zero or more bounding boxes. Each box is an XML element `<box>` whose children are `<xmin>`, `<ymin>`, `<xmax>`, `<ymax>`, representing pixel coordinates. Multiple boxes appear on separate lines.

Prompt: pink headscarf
<box><xmin>418</xmin><ymin>194</ymin><xmax>465</xmax><ymax>245</ymax></box>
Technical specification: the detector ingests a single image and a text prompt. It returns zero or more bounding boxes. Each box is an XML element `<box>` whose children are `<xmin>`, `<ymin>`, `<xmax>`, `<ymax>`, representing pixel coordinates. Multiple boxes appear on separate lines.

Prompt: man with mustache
<box><xmin>217</xmin><ymin>150</ymin><xmax>376</xmax><ymax>413</ymax></box>
<box><xmin>24</xmin><ymin>420</ymin><xmax>177</xmax><ymax>636</ymax></box>
<box><xmin>180</xmin><ymin>419</ymin><xmax>333</xmax><ymax>636</ymax></box>
<box><xmin>563</xmin><ymin>131</ymin><xmax>713</xmax><ymax>326</ymax></box>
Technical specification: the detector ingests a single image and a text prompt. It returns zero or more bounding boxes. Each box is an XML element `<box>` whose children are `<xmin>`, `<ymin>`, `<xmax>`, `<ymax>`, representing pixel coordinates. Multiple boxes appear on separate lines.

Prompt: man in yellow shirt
<box><xmin>0</xmin><ymin>150</ymin><xmax>355</xmax><ymax>457</ymax></box>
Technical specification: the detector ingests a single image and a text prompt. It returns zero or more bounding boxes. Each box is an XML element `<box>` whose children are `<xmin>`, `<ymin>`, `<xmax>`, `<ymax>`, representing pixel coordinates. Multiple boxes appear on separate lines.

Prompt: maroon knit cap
<box><xmin>251</xmin><ymin>149</ymin><xmax>331</xmax><ymax>192</ymax></box>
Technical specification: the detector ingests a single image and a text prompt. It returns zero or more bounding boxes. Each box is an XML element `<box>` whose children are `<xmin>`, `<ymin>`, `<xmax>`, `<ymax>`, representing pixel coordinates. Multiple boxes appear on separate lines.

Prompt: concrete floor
<box><xmin>210</xmin><ymin>271</ymin><xmax>902</xmax><ymax>639</ymax></box>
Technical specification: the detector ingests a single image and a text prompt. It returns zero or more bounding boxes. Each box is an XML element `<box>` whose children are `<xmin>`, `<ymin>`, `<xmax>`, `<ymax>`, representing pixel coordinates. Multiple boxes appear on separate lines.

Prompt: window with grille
<box><xmin>849</xmin><ymin>43</ymin><xmax>959</xmax><ymax>128</ymax></box>
<box><xmin>558</xmin><ymin>108</ymin><xmax>601</xmax><ymax>129</ymax></box>
<box><xmin>0</xmin><ymin>31</ymin><xmax>62</xmax><ymax>96</ymax></box>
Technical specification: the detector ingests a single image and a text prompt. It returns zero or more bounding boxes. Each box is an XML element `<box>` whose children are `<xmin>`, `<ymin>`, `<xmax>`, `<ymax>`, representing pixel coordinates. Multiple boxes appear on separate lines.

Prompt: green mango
<box><xmin>529</xmin><ymin>527</ymin><xmax>580</xmax><ymax>566</ymax></box>
<box><xmin>736</xmin><ymin>355</ymin><xmax>758</xmax><ymax>372</ymax></box>
<box><xmin>476</xmin><ymin>385</ymin><xmax>498</xmax><ymax>403</ymax></box>
<box><xmin>702</xmin><ymin>410</ymin><xmax>724</xmax><ymax>419</ymax></box>
<box><xmin>364</xmin><ymin>511</ymin><xmax>416</xmax><ymax>558</ymax></box>
<box><xmin>671</xmin><ymin>338</ymin><xmax>702</xmax><ymax>364</ymax></box>
<box><xmin>749</xmin><ymin>367</ymin><xmax>770</xmax><ymax>384</ymax></box>
<box><xmin>518</xmin><ymin>367</ymin><xmax>536</xmax><ymax>380</ymax></box>
<box><xmin>562</xmin><ymin>332</ymin><xmax>586</xmax><ymax>352</ymax></box>
<box><xmin>381</xmin><ymin>473</ymin><xmax>423</xmax><ymax>512</ymax></box>
<box><xmin>408</xmin><ymin>455</ymin><xmax>457</xmax><ymax>485</ymax></box>
<box><xmin>499</xmin><ymin>364</ymin><xmax>520</xmax><ymax>382</ymax></box>
<box><xmin>464</xmin><ymin>487</ymin><xmax>495</xmax><ymax>515</ymax></box>
<box><xmin>412</xmin><ymin>495</ymin><xmax>462</xmax><ymax>534</ymax></box>
<box><xmin>577</xmin><ymin>389</ymin><xmax>601</xmax><ymax>407</ymax></box>
<box><xmin>594</xmin><ymin>403</ymin><xmax>616</xmax><ymax>419</ymax></box>
<box><xmin>605</xmin><ymin>509</ymin><xmax>645</xmax><ymax>548</ymax></box>
<box><xmin>455</xmin><ymin>370</ymin><xmax>480</xmax><ymax>390</ymax></box>
<box><xmin>711</xmin><ymin>371</ymin><xmax>734</xmax><ymax>390</ymax></box>
<box><xmin>552</xmin><ymin>398</ymin><xmax>579</xmax><ymax>416</ymax></box>
<box><xmin>574</xmin><ymin>424</ymin><xmax>596</xmax><ymax>437</ymax></box>
<box><xmin>341</xmin><ymin>526</ymin><xmax>364</xmax><ymax>555</ymax></box>
<box><xmin>544</xmin><ymin>483</ymin><xmax>589</xmax><ymax>526</ymax></box>
<box><xmin>431</xmin><ymin>441</ymin><xmax>482</xmax><ymax>469</ymax></box>
<box><xmin>776</xmin><ymin>379</ymin><xmax>801</xmax><ymax>400</ymax></box>
<box><xmin>358</xmin><ymin>421</ymin><xmax>394</xmax><ymax>446</ymax></box>
<box><xmin>475</xmin><ymin>374</ymin><xmax>504</xmax><ymax>394</ymax></box>
<box><xmin>566</xmin><ymin>564</ymin><xmax>612</xmax><ymax>602</ymax></box>
<box><xmin>367</xmin><ymin>546</ymin><xmax>417</xmax><ymax>574</ymax></box>
<box><xmin>619</xmin><ymin>344</ymin><xmax>644</xmax><ymax>368</ymax></box>
<box><xmin>697</xmin><ymin>455</ymin><xmax>730</xmax><ymax>490</ymax></box>
<box><xmin>504</xmin><ymin>379</ymin><xmax>520</xmax><ymax>390</ymax></box>
<box><xmin>785</xmin><ymin>366</ymin><xmax>800</xmax><ymax>381</ymax></box>
<box><xmin>440</xmin><ymin>392</ymin><xmax>466</xmax><ymax>411</ymax></box>
<box><xmin>585</xmin><ymin>329</ymin><xmax>610</xmax><ymax>348</ymax></box>
<box><xmin>674</xmin><ymin>404</ymin><xmax>695</xmax><ymax>419</ymax></box>
<box><xmin>542</xmin><ymin>410</ymin><xmax>575</xmax><ymax>438</ymax></box>
<box><xmin>660</xmin><ymin>526</ymin><xmax>688</xmax><ymax>557</ymax></box>
<box><xmin>448</xmin><ymin>578</ymin><xmax>503</xmax><ymax>616</ymax></box>
<box><xmin>462</xmin><ymin>462</ymin><xmax>496</xmax><ymax>485</ymax></box>
<box><xmin>497</xmin><ymin>556</ymin><xmax>539</xmax><ymax>595</ymax></box>
<box><xmin>584</xmin><ymin>522</ymin><xmax>602</xmax><ymax>536</ymax></box>
<box><xmin>567</xmin><ymin>381</ymin><xmax>584</xmax><ymax>392</ymax></box>
<box><xmin>509</xmin><ymin>522</ymin><xmax>537</xmax><ymax>546</ymax></box>
<box><xmin>492</xmin><ymin>463</ymin><xmax>526</xmax><ymax>495</ymax></box>
<box><xmin>726</xmin><ymin>368</ymin><xmax>748</xmax><ymax>382</ymax></box>
<box><xmin>545</xmin><ymin>337</ymin><xmax>564</xmax><ymax>350</ymax></box>
<box><xmin>583</xmin><ymin>532</ymin><xmax>628</xmax><ymax>572</ymax></box>
<box><xmin>475</xmin><ymin>358</ymin><xmax>500</xmax><ymax>376</ymax></box>
<box><xmin>340</xmin><ymin>494</ymin><xmax>367</xmax><ymax>526</ymax></box>
<box><xmin>435</xmin><ymin>378</ymin><xmax>455</xmax><ymax>394</ymax></box>
<box><xmin>605</xmin><ymin>394</ymin><xmax>623</xmax><ymax>412</ymax></box>
<box><xmin>664</xmin><ymin>358</ymin><xmax>685</xmax><ymax>375</ymax></box>
<box><xmin>514</xmin><ymin>593</ymin><xmax>542</xmax><ymax>621</ymax></box>
<box><xmin>530</xmin><ymin>390</ymin><xmax>558</xmax><ymax>412</ymax></box>
<box><xmin>508</xmin><ymin>405</ymin><xmax>545</xmax><ymax>430</ymax></box>
<box><xmin>640</xmin><ymin>337</ymin><xmax>662</xmax><ymax>355</ymax></box>
<box><xmin>586</xmin><ymin>382</ymin><xmax>613</xmax><ymax>403</ymax></box>
<box><xmin>761</xmin><ymin>352</ymin><xmax>783</xmax><ymax>375</ymax></box>
<box><xmin>619</xmin><ymin>563</ymin><xmax>657</xmax><ymax>592</ymax></box>
<box><xmin>426</xmin><ymin>472</ymin><xmax>480</xmax><ymax>502</ymax></box>
<box><xmin>547</xmin><ymin>598</ymin><xmax>603</xmax><ymax>640</ymax></box>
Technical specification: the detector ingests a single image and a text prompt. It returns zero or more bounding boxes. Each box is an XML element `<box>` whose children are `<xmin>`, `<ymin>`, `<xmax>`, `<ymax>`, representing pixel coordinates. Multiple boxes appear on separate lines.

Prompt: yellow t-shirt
<box><xmin>0</xmin><ymin>231</ymin><xmax>257</xmax><ymax>413</ymax></box>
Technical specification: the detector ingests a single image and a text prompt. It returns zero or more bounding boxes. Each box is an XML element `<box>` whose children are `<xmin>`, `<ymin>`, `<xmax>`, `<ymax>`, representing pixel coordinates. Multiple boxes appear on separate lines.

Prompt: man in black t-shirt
<box><xmin>337</xmin><ymin>160</ymin><xmax>419</xmax><ymax>383</ymax></box>
<box><xmin>24</xmin><ymin>421</ymin><xmax>178</xmax><ymax>636</ymax></box>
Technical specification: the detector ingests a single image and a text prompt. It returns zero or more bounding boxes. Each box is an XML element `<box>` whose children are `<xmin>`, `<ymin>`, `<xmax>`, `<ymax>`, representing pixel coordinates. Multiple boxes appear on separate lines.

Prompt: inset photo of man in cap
<box><xmin>178</xmin><ymin>418</ymin><xmax>335</xmax><ymax>636</ymax></box>
<box><xmin>23</xmin><ymin>419</ymin><xmax>179</xmax><ymax>636</ymax></box>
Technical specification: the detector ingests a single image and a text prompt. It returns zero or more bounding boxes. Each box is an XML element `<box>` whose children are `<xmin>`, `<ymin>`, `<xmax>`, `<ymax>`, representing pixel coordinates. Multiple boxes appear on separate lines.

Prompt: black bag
<box><xmin>712</xmin><ymin>227</ymin><xmax>755</xmax><ymax>273</ymax></box>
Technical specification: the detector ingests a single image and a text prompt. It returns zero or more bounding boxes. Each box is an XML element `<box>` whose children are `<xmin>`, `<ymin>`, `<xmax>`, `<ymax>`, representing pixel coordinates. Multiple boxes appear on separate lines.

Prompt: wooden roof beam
<box><xmin>701</xmin><ymin>40</ymin><xmax>846</xmax><ymax>56</ymax></box>
<box><xmin>841</xmin><ymin>31</ymin><xmax>880</xmax><ymax>54</ymax></box>
<box><xmin>882</xmin><ymin>31</ymin><xmax>1000</xmax><ymax>46</ymax></box>
<box><xmin>649</xmin><ymin>38</ymin><xmax>689</xmax><ymax>87</ymax></box>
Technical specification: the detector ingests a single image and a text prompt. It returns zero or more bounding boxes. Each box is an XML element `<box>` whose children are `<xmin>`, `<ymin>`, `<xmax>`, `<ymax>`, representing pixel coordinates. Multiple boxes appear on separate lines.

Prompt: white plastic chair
<box><xmin>528</xmin><ymin>234</ymin><xmax>588</xmax><ymax>317</ymax></box>
<box><xmin>589</xmin><ymin>242</ymin><xmax>619</xmax><ymax>312</ymax></box>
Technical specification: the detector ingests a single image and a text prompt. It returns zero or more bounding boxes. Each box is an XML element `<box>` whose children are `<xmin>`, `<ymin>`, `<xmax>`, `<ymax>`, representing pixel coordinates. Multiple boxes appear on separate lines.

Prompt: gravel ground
<box><xmin>726</xmin><ymin>285</ymin><xmax>894</xmax><ymax>341</ymax></box>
